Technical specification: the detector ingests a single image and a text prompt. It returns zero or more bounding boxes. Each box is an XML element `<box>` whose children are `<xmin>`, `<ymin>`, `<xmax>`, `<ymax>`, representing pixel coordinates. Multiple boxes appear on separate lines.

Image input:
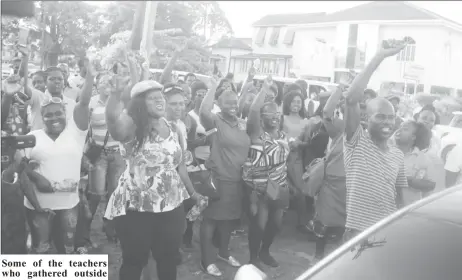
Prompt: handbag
<box><xmin>188</xmin><ymin>154</ymin><xmax>220</xmax><ymax>201</ymax></box>
<box><xmin>261</xmin><ymin>138</ymin><xmax>290</xmax><ymax>205</ymax></box>
<box><xmin>302</xmin><ymin>158</ymin><xmax>326</xmax><ymax>197</ymax></box>
<box><xmin>302</xmin><ymin>136</ymin><xmax>342</xmax><ymax>197</ymax></box>
<box><xmin>84</xmin><ymin>128</ymin><xmax>109</xmax><ymax>163</ymax></box>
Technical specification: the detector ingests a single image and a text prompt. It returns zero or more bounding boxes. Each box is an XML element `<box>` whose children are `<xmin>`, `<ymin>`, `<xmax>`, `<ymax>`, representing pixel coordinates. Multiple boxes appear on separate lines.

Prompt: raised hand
<box><xmin>16</xmin><ymin>43</ymin><xmax>31</xmax><ymax>57</ymax></box>
<box><xmin>379</xmin><ymin>39</ymin><xmax>406</xmax><ymax>58</ymax></box>
<box><xmin>174</xmin><ymin>39</ymin><xmax>189</xmax><ymax>53</ymax></box>
<box><xmin>84</xmin><ymin>59</ymin><xmax>97</xmax><ymax>77</ymax></box>
<box><xmin>2</xmin><ymin>77</ymin><xmax>22</xmax><ymax>96</ymax></box>
<box><xmin>110</xmin><ymin>74</ymin><xmax>130</xmax><ymax>95</ymax></box>
<box><xmin>209</xmin><ymin>75</ymin><xmax>219</xmax><ymax>90</ymax></box>
<box><xmin>125</xmin><ymin>49</ymin><xmax>137</xmax><ymax>65</ymax></box>
<box><xmin>261</xmin><ymin>75</ymin><xmax>272</xmax><ymax>93</ymax></box>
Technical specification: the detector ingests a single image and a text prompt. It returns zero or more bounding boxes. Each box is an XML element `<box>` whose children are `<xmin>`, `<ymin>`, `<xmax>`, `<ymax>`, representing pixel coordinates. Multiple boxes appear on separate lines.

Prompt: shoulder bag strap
<box><xmin>102</xmin><ymin>130</ymin><xmax>110</xmax><ymax>148</ymax></box>
<box><xmin>261</xmin><ymin>137</ymin><xmax>271</xmax><ymax>178</ymax></box>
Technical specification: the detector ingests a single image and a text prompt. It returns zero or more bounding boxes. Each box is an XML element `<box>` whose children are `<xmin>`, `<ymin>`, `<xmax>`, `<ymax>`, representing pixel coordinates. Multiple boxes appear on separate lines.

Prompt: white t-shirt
<box><xmin>444</xmin><ymin>143</ymin><xmax>462</xmax><ymax>185</ymax></box>
<box><xmin>24</xmin><ymin>118</ymin><xmax>88</xmax><ymax>210</ymax></box>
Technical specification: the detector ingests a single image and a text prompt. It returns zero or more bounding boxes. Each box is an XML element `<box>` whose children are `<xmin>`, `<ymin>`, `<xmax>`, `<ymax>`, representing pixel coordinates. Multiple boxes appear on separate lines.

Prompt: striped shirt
<box><xmin>89</xmin><ymin>96</ymin><xmax>118</xmax><ymax>147</ymax></box>
<box><xmin>344</xmin><ymin>125</ymin><xmax>408</xmax><ymax>231</ymax></box>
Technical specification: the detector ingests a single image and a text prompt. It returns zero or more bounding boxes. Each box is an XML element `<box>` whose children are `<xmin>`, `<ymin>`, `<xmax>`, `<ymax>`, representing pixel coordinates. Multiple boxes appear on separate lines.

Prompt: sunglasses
<box><xmin>163</xmin><ymin>86</ymin><xmax>184</xmax><ymax>94</ymax></box>
<box><xmin>41</xmin><ymin>96</ymin><xmax>64</xmax><ymax>107</ymax></box>
<box><xmin>262</xmin><ymin>112</ymin><xmax>282</xmax><ymax>118</ymax></box>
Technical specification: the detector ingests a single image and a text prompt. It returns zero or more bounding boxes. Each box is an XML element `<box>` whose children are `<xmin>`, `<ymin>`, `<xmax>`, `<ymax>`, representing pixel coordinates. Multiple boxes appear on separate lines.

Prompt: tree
<box><xmin>94</xmin><ymin>1</ymin><xmax>232</xmax><ymax>74</ymax></box>
<box><xmin>186</xmin><ymin>1</ymin><xmax>233</xmax><ymax>38</ymax></box>
<box><xmin>2</xmin><ymin>1</ymin><xmax>232</xmax><ymax>74</ymax></box>
<box><xmin>34</xmin><ymin>1</ymin><xmax>103</xmax><ymax>67</ymax></box>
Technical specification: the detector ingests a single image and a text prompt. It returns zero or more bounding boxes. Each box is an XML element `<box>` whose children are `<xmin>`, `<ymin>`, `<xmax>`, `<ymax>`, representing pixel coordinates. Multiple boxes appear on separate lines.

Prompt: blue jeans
<box><xmin>75</xmin><ymin>149</ymin><xmax>125</xmax><ymax>248</ymax></box>
<box><xmin>26</xmin><ymin>204</ymin><xmax>79</xmax><ymax>254</ymax></box>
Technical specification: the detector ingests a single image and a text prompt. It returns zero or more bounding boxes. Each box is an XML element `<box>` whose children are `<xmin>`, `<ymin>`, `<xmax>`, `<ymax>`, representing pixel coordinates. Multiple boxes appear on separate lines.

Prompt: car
<box><xmin>252</xmin><ymin>75</ymin><xmax>338</xmax><ymax>97</ymax></box>
<box><xmin>149</xmin><ymin>68</ymin><xmax>211</xmax><ymax>84</ymax></box>
<box><xmin>234</xmin><ymin>185</ymin><xmax>462</xmax><ymax>280</ymax></box>
<box><xmin>295</xmin><ymin>185</ymin><xmax>462</xmax><ymax>280</ymax></box>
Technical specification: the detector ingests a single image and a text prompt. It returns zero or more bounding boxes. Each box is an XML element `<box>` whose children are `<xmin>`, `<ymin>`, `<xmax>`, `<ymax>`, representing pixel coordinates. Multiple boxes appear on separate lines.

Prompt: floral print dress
<box><xmin>105</xmin><ymin>119</ymin><xmax>189</xmax><ymax>219</ymax></box>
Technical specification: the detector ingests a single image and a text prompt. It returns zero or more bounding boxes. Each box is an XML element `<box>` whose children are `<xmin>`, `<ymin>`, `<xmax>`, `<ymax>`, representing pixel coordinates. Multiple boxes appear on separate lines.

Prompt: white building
<box><xmin>238</xmin><ymin>1</ymin><xmax>462</xmax><ymax>96</ymax></box>
<box><xmin>209</xmin><ymin>37</ymin><xmax>252</xmax><ymax>80</ymax></box>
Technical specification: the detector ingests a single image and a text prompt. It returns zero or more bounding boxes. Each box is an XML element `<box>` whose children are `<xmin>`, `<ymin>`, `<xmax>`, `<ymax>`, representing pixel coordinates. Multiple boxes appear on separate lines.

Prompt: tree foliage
<box><xmin>2</xmin><ymin>1</ymin><xmax>233</xmax><ymax>74</ymax></box>
<box><xmin>94</xmin><ymin>1</ymin><xmax>233</xmax><ymax>74</ymax></box>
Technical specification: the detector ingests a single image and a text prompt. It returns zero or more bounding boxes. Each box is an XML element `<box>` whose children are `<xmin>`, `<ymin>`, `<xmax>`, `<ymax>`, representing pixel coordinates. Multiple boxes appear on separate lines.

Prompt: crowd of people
<box><xmin>2</xmin><ymin>38</ymin><xmax>462</xmax><ymax>280</ymax></box>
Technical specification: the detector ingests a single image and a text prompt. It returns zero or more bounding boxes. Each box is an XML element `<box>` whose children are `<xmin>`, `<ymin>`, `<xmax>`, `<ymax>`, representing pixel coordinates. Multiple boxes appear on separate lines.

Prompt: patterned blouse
<box><xmin>105</xmin><ymin>119</ymin><xmax>189</xmax><ymax>220</ymax></box>
<box><xmin>243</xmin><ymin>131</ymin><xmax>290</xmax><ymax>194</ymax></box>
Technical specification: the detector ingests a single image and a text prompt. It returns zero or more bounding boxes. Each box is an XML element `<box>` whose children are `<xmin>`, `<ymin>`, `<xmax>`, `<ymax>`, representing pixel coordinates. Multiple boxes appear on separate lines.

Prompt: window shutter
<box><xmin>283</xmin><ymin>29</ymin><xmax>295</xmax><ymax>45</ymax></box>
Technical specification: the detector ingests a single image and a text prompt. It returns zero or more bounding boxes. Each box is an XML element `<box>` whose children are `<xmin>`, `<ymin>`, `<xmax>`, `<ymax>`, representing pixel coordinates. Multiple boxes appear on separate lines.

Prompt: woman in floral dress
<box><xmin>104</xmin><ymin>80</ymin><xmax>199</xmax><ymax>280</ymax></box>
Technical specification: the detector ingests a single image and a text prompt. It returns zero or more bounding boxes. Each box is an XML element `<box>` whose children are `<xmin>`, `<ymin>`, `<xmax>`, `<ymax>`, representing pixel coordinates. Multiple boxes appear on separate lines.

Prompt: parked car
<box><xmin>295</xmin><ymin>185</ymin><xmax>462</xmax><ymax>280</ymax></box>
<box><xmin>252</xmin><ymin>75</ymin><xmax>338</xmax><ymax>97</ymax></box>
<box><xmin>149</xmin><ymin>68</ymin><xmax>211</xmax><ymax>84</ymax></box>
<box><xmin>234</xmin><ymin>185</ymin><xmax>462</xmax><ymax>280</ymax></box>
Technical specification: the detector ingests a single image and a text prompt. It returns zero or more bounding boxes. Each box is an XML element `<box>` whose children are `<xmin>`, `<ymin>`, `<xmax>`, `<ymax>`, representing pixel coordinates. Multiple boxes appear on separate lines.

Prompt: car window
<box><xmin>307</xmin><ymin>214</ymin><xmax>462</xmax><ymax>280</ymax></box>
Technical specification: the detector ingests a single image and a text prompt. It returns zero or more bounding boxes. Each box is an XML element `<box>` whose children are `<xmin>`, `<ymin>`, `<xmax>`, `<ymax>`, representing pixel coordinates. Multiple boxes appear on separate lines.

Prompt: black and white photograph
<box><xmin>1</xmin><ymin>1</ymin><xmax>462</xmax><ymax>280</ymax></box>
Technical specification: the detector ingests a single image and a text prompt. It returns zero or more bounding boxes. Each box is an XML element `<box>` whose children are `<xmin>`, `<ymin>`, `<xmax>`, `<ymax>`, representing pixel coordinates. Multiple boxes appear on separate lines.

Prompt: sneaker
<box><xmin>217</xmin><ymin>254</ymin><xmax>241</xmax><ymax>267</ymax></box>
<box><xmin>259</xmin><ymin>252</ymin><xmax>279</xmax><ymax>268</ymax></box>
<box><xmin>201</xmin><ymin>262</ymin><xmax>222</xmax><ymax>277</ymax></box>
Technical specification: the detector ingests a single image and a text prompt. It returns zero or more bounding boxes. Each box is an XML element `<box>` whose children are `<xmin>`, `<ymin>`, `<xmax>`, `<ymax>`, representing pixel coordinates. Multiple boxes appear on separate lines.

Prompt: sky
<box><xmin>86</xmin><ymin>1</ymin><xmax>462</xmax><ymax>38</ymax></box>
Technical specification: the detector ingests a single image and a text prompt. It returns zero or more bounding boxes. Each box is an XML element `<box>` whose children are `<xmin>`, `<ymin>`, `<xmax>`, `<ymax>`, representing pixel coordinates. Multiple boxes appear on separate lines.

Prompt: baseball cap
<box><xmin>130</xmin><ymin>80</ymin><xmax>163</xmax><ymax>99</ymax></box>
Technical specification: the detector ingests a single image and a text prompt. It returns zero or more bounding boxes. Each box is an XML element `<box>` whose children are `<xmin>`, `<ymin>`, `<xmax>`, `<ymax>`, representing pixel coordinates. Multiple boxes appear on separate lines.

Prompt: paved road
<box><xmin>91</xmin><ymin>208</ymin><xmax>323</xmax><ymax>280</ymax></box>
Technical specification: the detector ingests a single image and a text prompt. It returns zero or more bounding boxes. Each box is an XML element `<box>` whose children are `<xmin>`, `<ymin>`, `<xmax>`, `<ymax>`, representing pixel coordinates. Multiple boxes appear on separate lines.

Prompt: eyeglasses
<box><xmin>163</xmin><ymin>86</ymin><xmax>184</xmax><ymax>94</ymax></box>
<box><xmin>41</xmin><ymin>97</ymin><xmax>63</xmax><ymax>107</ymax></box>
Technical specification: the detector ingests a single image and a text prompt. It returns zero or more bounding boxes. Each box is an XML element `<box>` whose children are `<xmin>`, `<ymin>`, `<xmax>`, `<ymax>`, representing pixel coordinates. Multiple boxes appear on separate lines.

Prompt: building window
<box><xmin>397</xmin><ymin>44</ymin><xmax>416</xmax><ymax>62</ymax></box>
<box><xmin>255</xmin><ymin>27</ymin><xmax>268</xmax><ymax>45</ymax></box>
<box><xmin>346</xmin><ymin>24</ymin><xmax>359</xmax><ymax>69</ymax></box>
<box><xmin>283</xmin><ymin>29</ymin><xmax>295</xmax><ymax>45</ymax></box>
<box><xmin>269</xmin><ymin>27</ymin><xmax>281</xmax><ymax>46</ymax></box>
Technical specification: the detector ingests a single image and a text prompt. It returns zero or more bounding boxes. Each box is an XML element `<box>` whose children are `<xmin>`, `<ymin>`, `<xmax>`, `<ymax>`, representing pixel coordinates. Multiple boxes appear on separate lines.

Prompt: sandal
<box><xmin>200</xmin><ymin>262</ymin><xmax>222</xmax><ymax>277</ymax></box>
<box><xmin>218</xmin><ymin>254</ymin><xmax>241</xmax><ymax>267</ymax></box>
